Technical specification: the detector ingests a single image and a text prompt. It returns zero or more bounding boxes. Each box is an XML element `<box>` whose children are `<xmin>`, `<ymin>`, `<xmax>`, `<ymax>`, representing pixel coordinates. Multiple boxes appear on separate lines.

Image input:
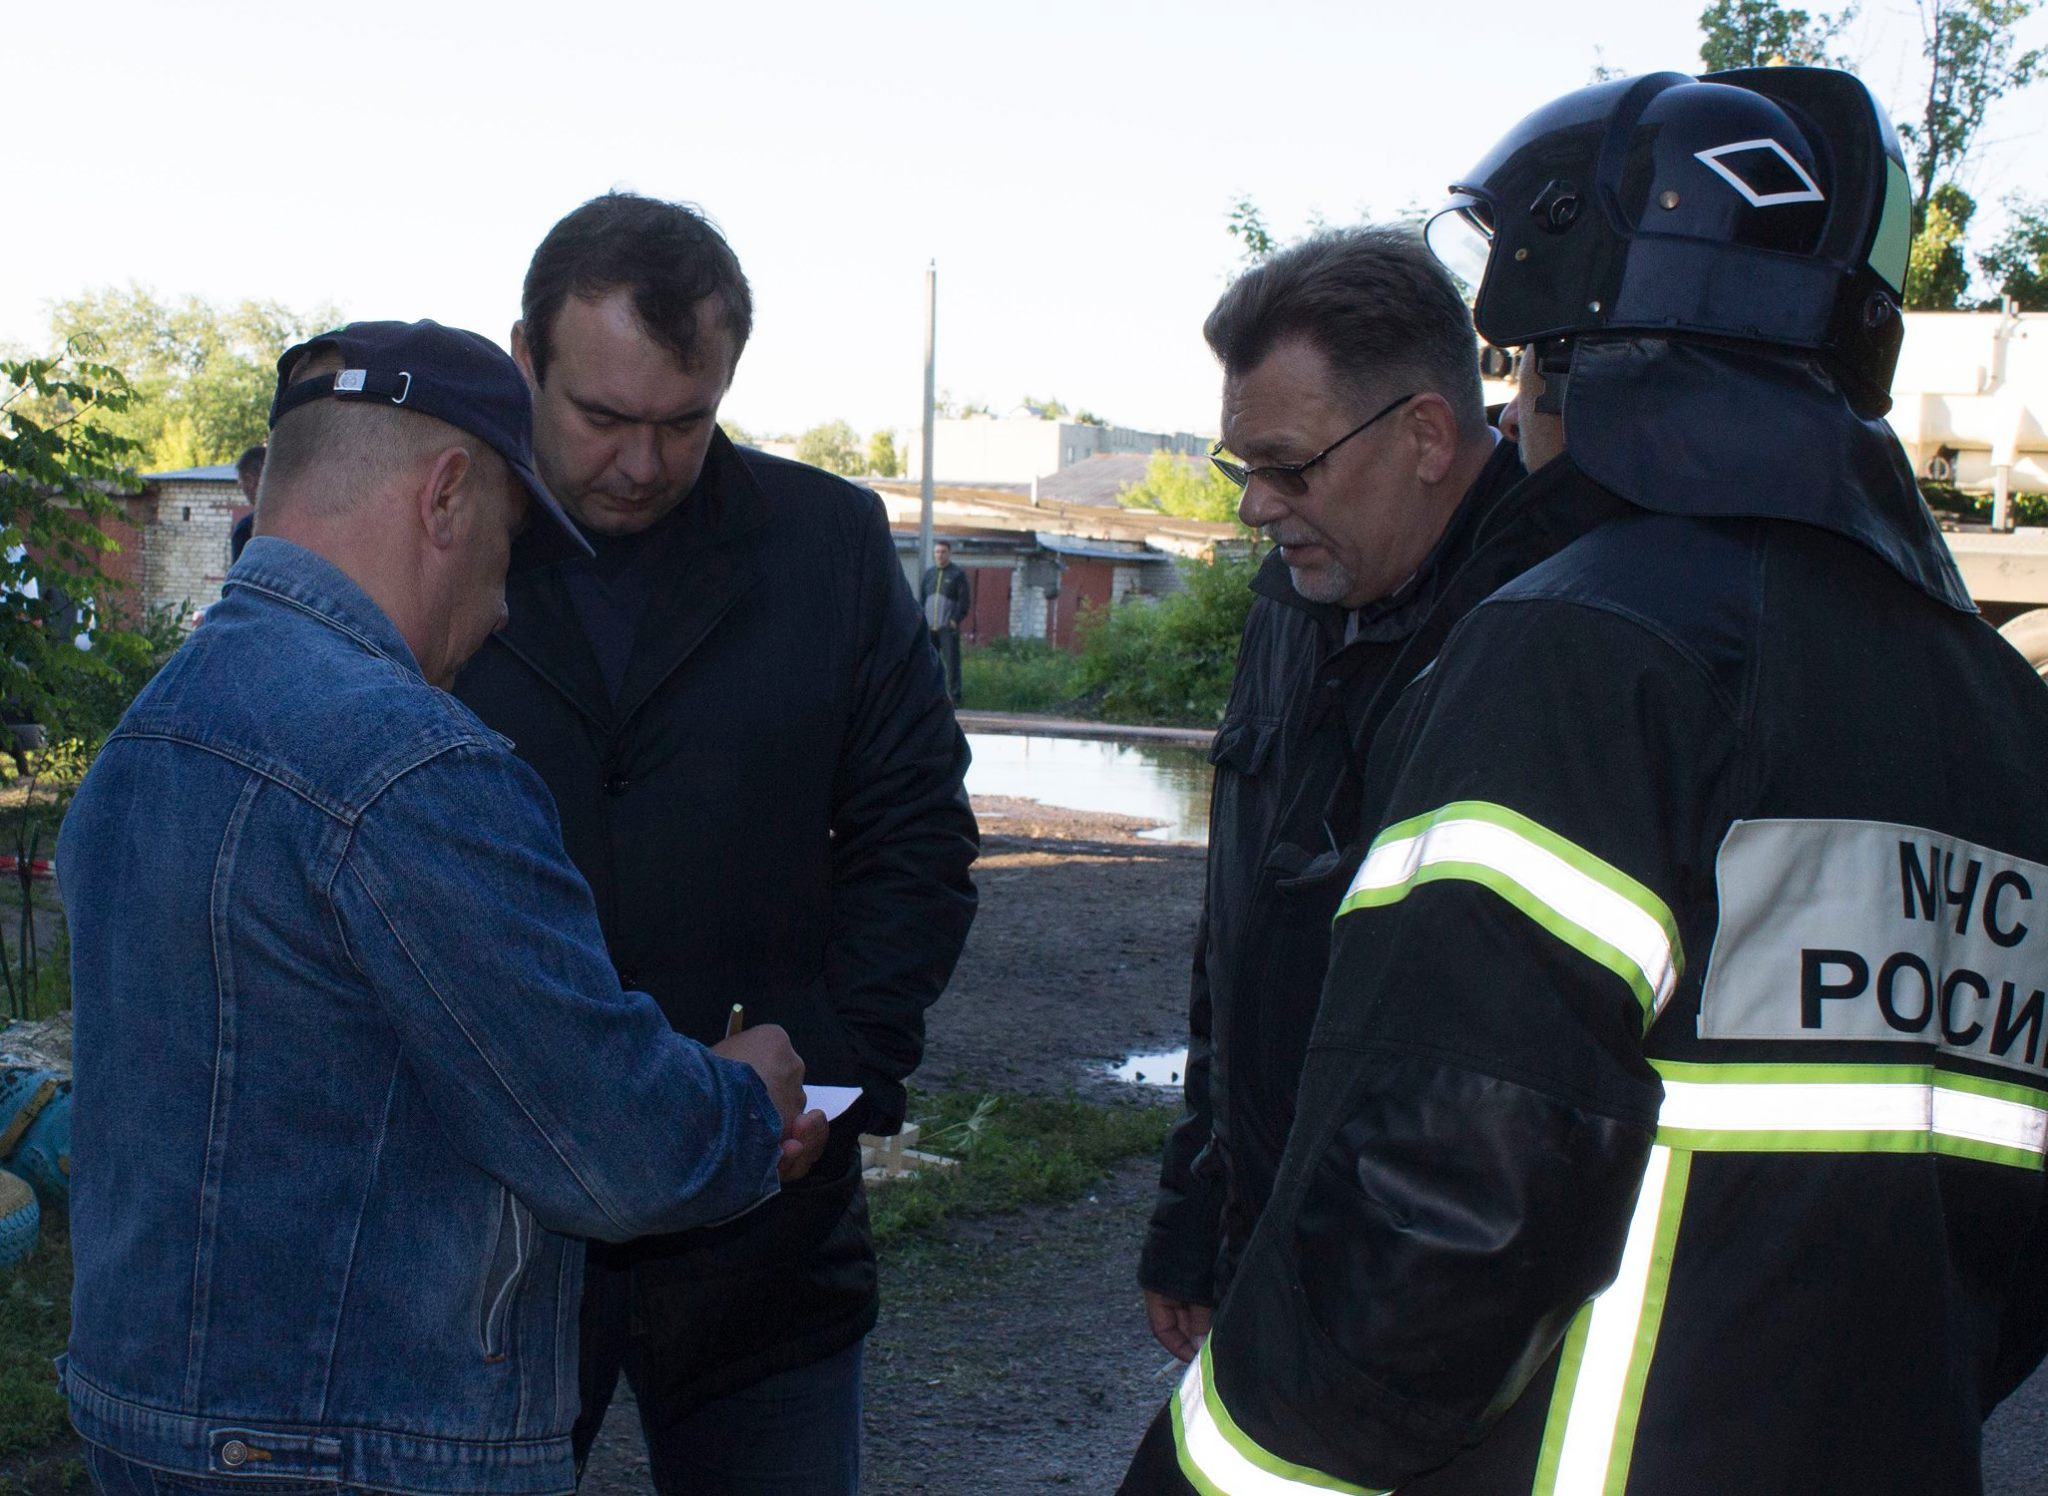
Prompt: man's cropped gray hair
<box><xmin>1204</xmin><ymin>226</ymin><xmax>1485</xmax><ymax>433</ymax></box>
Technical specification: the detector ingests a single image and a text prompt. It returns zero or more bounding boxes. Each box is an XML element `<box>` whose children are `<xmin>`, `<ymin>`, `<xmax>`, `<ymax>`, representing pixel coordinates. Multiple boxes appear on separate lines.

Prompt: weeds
<box><xmin>0</xmin><ymin>1212</ymin><xmax>69</xmax><ymax>1458</ymax></box>
<box><xmin>960</xmin><ymin>640</ymin><xmax>1083</xmax><ymax>715</ymax></box>
<box><xmin>870</xmin><ymin>1089</ymin><xmax>1171</xmax><ymax>1249</ymax></box>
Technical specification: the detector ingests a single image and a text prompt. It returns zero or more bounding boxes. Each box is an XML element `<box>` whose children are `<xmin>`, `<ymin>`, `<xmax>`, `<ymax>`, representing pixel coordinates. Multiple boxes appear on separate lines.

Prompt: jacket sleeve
<box><xmin>947</xmin><ymin>567</ymin><xmax>972</xmax><ymax>628</ymax></box>
<box><xmin>1134</xmin><ymin>600</ymin><xmax>1731</xmax><ymax>1494</ymax></box>
<box><xmin>1139</xmin><ymin>893</ymin><xmax>1225</xmax><ymax>1305</ymax></box>
<box><xmin>825</xmin><ymin>495</ymin><xmax>980</xmax><ymax>1129</ymax></box>
<box><xmin>331</xmin><ymin>740</ymin><xmax>785</xmax><ymax>1243</ymax></box>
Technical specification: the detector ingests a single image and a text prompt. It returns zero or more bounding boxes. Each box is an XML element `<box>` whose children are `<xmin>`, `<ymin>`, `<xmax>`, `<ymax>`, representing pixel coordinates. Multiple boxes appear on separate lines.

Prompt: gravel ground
<box><xmin>578</xmin><ymin>797</ymin><xmax>1203</xmax><ymax>1496</ymax></box>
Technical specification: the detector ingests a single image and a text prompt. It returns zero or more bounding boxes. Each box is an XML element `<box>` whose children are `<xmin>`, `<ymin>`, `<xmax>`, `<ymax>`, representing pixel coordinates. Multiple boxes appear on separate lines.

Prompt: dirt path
<box><xmin>919</xmin><ymin>797</ymin><xmax>1201</xmax><ymax>1094</ymax></box>
<box><xmin>579</xmin><ymin>798</ymin><xmax>1202</xmax><ymax>1495</ymax></box>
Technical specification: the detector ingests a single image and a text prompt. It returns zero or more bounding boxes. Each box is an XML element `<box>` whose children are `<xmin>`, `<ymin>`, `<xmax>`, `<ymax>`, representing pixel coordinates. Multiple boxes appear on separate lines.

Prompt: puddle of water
<box><xmin>1106</xmin><ymin>1048</ymin><xmax>1189</xmax><ymax>1087</ymax></box>
<box><xmin>964</xmin><ymin>734</ymin><xmax>1211</xmax><ymax>845</ymax></box>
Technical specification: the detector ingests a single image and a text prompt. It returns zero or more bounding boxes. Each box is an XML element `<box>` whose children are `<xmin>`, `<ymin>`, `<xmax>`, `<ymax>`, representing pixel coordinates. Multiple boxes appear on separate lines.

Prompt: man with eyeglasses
<box><xmin>1137</xmin><ymin>225</ymin><xmax>1523</xmax><ymax>1368</ymax></box>
<box><xmin>1127</xmin><ymin>65</ymin><xmax>2048</xmax><ymax>1496</ymax></box>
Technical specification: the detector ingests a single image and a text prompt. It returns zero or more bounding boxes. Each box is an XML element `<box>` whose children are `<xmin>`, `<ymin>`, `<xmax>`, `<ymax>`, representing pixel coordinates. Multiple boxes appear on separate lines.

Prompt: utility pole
<box><xmin>920</xmin><ymin>261</ymin><xmax>937</xmax><ymax>570</ymax></box>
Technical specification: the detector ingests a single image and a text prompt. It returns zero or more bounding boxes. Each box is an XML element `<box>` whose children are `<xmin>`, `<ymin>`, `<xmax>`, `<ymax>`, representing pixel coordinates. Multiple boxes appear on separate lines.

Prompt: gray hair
<box><xmin>1204</xmin><ymin>226</ymin><xmax>1485</xmax><ymax>434</ymax></box>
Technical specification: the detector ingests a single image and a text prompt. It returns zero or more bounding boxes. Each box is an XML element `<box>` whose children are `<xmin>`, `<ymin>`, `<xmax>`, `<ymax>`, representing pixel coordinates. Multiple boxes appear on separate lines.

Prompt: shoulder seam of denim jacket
<box><xmin>100</xmin><ymin>729</ymin><xmax>362</xmax><ymax>825</ymax></box>
<box><xmin>229</xmin><ymin>577</ymin><xmax>425</xmax><ymax>682</ymax></box>
<box><xmin>336</xmin><ymin>857</ymin><xmax>636</xmax><ymax>1239</ymax></box>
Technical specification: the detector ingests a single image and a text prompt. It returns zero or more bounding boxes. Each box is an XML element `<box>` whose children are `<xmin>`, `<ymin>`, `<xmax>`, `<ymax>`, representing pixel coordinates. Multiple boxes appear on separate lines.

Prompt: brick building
<box><xmin>80</xmin><ymin>465</ymin><xmax>1242</xmax><ymax>650</ymax></box>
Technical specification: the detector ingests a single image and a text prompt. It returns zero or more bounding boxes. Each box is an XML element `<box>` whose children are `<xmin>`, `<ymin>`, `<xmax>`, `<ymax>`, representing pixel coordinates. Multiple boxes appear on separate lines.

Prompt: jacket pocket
<box><xmin>1209</xmin><ymin>714</ymin><xmax>1278</xmax><ymax>776</ymax></box>
<box><xmin>477</xmin><ymin>1187</ymin><xmax>536</xmax><ymax>1361</ymax></box>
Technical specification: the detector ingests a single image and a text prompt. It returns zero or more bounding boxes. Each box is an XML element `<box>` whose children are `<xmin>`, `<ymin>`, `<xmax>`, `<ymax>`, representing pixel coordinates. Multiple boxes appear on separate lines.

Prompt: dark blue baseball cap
<box><xmin>269</xmin><ymin>319</ymin><xmax>592</xmax><ymax>562</ymax></box>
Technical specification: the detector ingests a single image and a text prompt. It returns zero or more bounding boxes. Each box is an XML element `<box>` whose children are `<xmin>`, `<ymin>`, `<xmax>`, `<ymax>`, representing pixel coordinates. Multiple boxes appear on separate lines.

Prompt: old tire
<box><xmin>1998</xmin><ymin>609</ymin><xmax>2048</xmax><ymax>679</ymax></box>
<box><xmin>0</xmin><ymin>1068</ymin><xmax>70</xmax><ymax>1206</ymax></box>
<box><xmin>0</xmin><ymin>1169</ymin><xmax>39</xmax><ymax>1268</ymax></box>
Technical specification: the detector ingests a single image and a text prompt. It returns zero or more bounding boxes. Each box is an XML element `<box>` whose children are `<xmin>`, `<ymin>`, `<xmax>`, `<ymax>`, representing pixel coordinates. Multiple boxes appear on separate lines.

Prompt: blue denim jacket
<box><xmin>57</xmin><ymin>538</ymin><xmax>784</xmax><ymax>1495</ymax></box>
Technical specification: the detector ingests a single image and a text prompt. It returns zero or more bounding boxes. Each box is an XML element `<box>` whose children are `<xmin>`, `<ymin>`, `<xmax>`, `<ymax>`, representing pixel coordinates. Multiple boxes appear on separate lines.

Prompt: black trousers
<box><xmin>933</xmin><ymin>626</ymin><xmax>962</xmax><ymax>704</ymax></box>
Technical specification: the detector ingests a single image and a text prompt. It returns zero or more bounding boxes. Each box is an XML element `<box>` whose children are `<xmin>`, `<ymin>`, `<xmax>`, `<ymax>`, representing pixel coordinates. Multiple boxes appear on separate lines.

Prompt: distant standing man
<box><xmin>920</xmin><ymin>539</ymin><xmax>970</xmax><ymax>705</ymax></box>
<box><xmin>1139</xmin><ymin>228</ymin><xmax>1524</xmax><ymax>1363</ymax></box>
<box><xmin>227</xmin><ymin>442</ymin><xmax>264</xmax><ymax>563</ymax></box>
<box><xmin>455</xmin><ymin>194</ymin><xmax>979</xmax><ymax>1496</ymax></box>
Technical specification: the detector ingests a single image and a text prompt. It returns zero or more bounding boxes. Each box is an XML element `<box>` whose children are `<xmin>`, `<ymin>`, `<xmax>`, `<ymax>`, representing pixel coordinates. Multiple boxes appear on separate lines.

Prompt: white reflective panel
<box><xmin>1424</xmin><ymin>201</ymin><xmax>1494</xmax><ymax>291</ymax></box>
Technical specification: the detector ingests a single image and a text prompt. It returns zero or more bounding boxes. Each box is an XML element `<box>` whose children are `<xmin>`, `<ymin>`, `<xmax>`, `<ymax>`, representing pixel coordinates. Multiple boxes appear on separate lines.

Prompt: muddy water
<box><xmin>1106</xmin><ymin>1047</ymin><xmax>1190</xmax><ymax>1087</ymax></box>
<box><xmin>964</xmin><ymin>733</ymin><xmax>1212</xmax><ymax>845</ymax></box>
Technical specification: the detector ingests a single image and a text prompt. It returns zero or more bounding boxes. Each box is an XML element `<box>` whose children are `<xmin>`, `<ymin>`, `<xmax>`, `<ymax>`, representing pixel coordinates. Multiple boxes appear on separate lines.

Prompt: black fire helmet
<box><xmin>1424</xmin><ymin>67</ymin><xmax>1914</xmax><ymax>416</ymax></box>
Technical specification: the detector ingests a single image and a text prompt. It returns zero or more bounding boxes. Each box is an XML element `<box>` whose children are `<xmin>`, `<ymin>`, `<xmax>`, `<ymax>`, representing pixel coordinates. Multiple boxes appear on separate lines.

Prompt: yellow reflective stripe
<box><xmin>1651</xmin><ymin>1061</ymin><xmax>2048</xmax><ymax>1168</ymax></box>
<box><xmin>1172</xmin><ymin>1340</ymin><xmax>1389</xmax><ymax>1495</ymax></box>
<box><xmin>1340</xmin><ymin>801</ymin><xmax>1682</xmax><ymax>1023</ymax></box>
<box><xmin>1535</xmin><ymin>1146</ymin><xmax>1691</xmax><ymax>1496</ymax></box>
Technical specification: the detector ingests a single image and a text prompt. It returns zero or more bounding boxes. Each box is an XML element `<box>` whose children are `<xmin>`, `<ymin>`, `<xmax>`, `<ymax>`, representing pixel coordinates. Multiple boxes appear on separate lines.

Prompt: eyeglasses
<box><xmin>1210</xmin><ymin>392</ymin><xmax>1417</xmax><ymax>498</ymax></box>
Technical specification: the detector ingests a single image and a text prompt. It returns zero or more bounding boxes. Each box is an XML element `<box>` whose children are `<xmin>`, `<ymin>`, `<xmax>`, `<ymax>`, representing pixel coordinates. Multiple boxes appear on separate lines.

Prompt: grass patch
<box><xmin>870</xmin><ymin>1089</ymin><xmax>1171</xmax><ymax>1249</ymax></box>
<box><xmin>0</xmin><ymin>1211</ymin><xmax>70</xmax><ymax>1458</ymax></box>
<box><xmin>960</xmin><ymin>640</ymin><xmax>1083</xmax><ymax>715</ymax></box>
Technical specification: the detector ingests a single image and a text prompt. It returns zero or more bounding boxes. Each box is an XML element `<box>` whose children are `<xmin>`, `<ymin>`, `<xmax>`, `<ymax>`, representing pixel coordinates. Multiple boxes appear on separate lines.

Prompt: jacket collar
<box><xmin>1251</xmin><ymin>433</ymin><xmax>1525</xmax><ymax>647</ymax></box>
<box><xmin>224</xmin><ymin>536</ymin><xmax>425</xmax><ymax>680</ymax></box>
<box><xmin>491</xmin><ymin>429</ymin><xmax>774</xmax><ymax>728</ymax></box>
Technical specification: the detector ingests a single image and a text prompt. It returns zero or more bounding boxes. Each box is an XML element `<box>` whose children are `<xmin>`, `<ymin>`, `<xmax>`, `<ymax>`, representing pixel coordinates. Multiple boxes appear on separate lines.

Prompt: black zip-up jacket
<box><xmin>1124</xmin><ymin>342</ymin><xmax>2048</xmax><ymax>1494</ymax></box>
<box><xmin>1139</xmin><ymin>439</ymin><xmax>1524</xmax><ymax>1307</ymax></box>
<box><xmin>919</xmin><ymin>562</ymin><xmax>971</xmax><ymax>630</ymax></box>
<box><xmin>454</xmin><ymin>432</ymin><xmax>978</xmax><ymax>1411</ymax></box>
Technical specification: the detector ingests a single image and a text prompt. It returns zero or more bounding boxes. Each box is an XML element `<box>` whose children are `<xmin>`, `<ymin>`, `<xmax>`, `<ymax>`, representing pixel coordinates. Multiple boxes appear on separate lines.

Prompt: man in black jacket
<box><xmin>919</xmin><ymin>539</ymin><xmax>970</xmax><ymax>704</ymax></box>
<box><xmin>455</xmin><ymin>193</ymin><xmax>978</xmax><ymax>1496</ymax></box>
<box><xmin>1125</xmin><ymin>67</ymin><xmax>2048</xmax><ymax>1496</ymax></box>
<box><xmin>1139</xmin><ymin>227</ymin><xmax>1521</xmax><ymax>1362</ymax></box>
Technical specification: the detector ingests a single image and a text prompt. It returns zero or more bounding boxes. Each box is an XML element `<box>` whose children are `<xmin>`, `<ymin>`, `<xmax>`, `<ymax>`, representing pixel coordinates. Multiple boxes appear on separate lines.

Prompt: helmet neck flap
<box><xmin>1564</xmin><ymin>336</ymin><xmax>1972</xmax><ymax>612</ymax></box>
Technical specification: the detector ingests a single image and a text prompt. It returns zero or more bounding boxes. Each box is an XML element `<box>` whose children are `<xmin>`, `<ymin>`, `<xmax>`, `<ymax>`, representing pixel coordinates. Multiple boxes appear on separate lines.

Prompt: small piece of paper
<box><xmin>803</xmin><ymin>1085</ymin><xmax>862</xmax><ymax>1122</ymax></box>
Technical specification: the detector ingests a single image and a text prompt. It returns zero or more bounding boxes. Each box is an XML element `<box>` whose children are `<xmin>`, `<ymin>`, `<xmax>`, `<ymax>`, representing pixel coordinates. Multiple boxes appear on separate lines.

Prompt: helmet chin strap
<box><xmin>1533</xmin><ymin>340</ymin><xmax>1573</xmax><ymax>416</ymax></box>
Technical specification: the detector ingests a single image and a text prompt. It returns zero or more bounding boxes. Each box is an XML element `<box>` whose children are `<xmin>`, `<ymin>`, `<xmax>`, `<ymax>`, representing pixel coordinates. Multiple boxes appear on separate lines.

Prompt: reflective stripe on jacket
<box><xmin>1127</xmin><ymin>465</ymin><xmax>2048</xmax><ymax>1495</ymax></box>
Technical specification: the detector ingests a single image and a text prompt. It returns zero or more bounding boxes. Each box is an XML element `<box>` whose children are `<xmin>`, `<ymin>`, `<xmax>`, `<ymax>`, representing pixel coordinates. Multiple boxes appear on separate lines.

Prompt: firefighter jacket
<box><xmin>1141</xmin><ymin>439</ymin><xmax>1523</xmax><ymax>1308</ymax></box>
<box><xmin>1124</xmin><ymin>340</ymin><xmax>2048</xmax><ymax>1495</ymax></box>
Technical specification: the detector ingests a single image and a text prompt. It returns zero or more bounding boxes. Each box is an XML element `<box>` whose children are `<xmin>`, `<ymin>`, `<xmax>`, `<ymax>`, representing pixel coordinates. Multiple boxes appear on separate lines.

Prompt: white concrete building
<box><xmin>900</xmin><ymin>417</ymin><xmax>1210</xmax><ymax>487</ymax></box>
<box><xmin>1888</xmin><ymin>308</ymin><xmax>2048</xmax><ymax>519</ymax></box>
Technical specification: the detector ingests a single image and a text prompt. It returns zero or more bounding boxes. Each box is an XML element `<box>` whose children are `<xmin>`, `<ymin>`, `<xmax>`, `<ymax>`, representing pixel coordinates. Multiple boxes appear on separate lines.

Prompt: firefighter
<box><xmin>1120</xmin><ymin>66</ymin><xmax>2048</xmax><ymax>1495</ymax></box>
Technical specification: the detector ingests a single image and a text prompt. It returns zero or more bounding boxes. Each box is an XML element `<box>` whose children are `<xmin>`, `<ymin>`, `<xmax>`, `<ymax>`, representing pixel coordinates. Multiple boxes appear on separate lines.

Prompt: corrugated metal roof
<box><xmin>1033</xmin><ymin>532</ymin><xmax>1161</xmax><ymax>560</ymax></box>
<box><xmin>143</xmin><ymin>465</ymin><xmax>240</xmax><ymax>482</ymax></box>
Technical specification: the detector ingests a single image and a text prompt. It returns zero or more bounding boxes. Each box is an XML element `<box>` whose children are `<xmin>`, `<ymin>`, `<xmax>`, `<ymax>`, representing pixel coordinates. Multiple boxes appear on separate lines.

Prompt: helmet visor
<box><xmin>1424</xmin><ymin>194</ymin><xmax>1496</xmax><ymax>295</ymax></box>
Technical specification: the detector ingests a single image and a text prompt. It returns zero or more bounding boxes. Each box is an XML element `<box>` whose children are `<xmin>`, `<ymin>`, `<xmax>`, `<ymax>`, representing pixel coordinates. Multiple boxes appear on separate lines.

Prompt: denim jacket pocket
<box><xmin>477</xmin><ymin>1187</ymin><xmax>536</xmax><ymax>1362</ymax></box>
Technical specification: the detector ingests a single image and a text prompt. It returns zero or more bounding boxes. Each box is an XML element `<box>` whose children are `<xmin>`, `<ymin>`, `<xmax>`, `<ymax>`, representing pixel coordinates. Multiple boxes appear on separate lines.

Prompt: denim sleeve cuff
<box><xmin>743</xmin><ymin>1069</ymin><xmax>785</xmax><ymax>1200</ymax></box>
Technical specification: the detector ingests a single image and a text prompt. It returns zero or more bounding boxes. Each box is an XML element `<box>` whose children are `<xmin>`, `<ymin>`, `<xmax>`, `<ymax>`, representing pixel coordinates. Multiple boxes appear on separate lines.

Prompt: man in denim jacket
<box><xmin>57</xmin><ymin>320</ymin><xmax>824</xmax><ymax>1496</ymax></box>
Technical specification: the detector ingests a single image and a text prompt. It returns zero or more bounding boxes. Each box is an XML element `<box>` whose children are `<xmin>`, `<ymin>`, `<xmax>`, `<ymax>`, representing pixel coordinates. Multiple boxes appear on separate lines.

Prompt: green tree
<box><xmin>0</xmin><ymin>346</ymin><xmax>155</xmax><ymax>739</ymax></box>
<box><xmin>867</xmin><ymin>428</ymin><xmax>901</xmax><ymax>477</ymax></box>
<box><xmin>1115</xmin><ymin>451</ymin><xmax>1243</xmax><ymax>525</ymax></box>
<box><xmin>720</xmin><ymin>419</ymin><xmax>758</xmax><ymax>446</ymax></box>
<box><xmin>1022</xmin><ymin>395</ymin><xmax>1069</xmax><ymax>420</ymax></box>
<box><xmin>795</xmin><ymin>419</ymin><xmax>863</xmax><ymax>475</ymax></box>
<box><xmin>1899</xmin><ymin>0</ymin><xmax>2042</xmax><ymax>215</ymax></box>
<box><xmin>1979</xmin><ymin>195</ymin><xmax>2048</xmax><ymax>306</ymax></box>
<box><xmin>48</xmin><ymin>287</ymin><xmax>340</xmax><ymax>471</ymax></box>
<box><xmin>1227</xmin><ymin>195</ymin><xmax>1277</xmax><ymax>264</ymax></box>
<box><xmin>1697</xmin><ymin>0</ymin><xmax>1857</xmax><ymax>70</ymax></box>
<box><xmin>0</xmin><ymin>347</ymin><xmax>185</xmax><ymax>1017</ymax></box>
<box><xmin>1073</xmin><ymin>548</ymin><xmax>1261</xmax><ymax>727</ymax></box>
<box><xmin>1589</xmin><ymin>45</ymin><xmax>1631</xmax><ymax>82</ymax></box>
<box><xmin>1073</xmin><ymin>408</ymin><xmax>1110</xmax><ymax>427</ymax></box>
<box><xmin>933</xmin><ymin>390</ymin><xmax>993</xmax><ymax>419</ymax></box>
<box><xmin>1907</xmin><ymin>182</ymin><xmax>1979</xmax><ymax>307</ymax></box>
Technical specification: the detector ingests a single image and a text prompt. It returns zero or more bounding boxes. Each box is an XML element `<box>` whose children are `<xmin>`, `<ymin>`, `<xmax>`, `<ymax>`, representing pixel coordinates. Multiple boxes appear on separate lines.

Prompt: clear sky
<box><xmin>5</xmin><ymin>0</ymin><xmax>2043</xmax><ymax>442</ymax></box>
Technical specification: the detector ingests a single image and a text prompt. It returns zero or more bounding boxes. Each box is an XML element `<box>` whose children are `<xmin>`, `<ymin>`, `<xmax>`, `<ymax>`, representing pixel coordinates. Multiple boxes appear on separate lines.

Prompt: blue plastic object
<box><xmin>0</xmin><ymin>1168</ymin><xmax>39</xmax><ymax>1268</ymax></box>
<box><xmin>0</xmin><ymin>1067</ymin><xmax>70</xmax><ymax>1206</ymax></box>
